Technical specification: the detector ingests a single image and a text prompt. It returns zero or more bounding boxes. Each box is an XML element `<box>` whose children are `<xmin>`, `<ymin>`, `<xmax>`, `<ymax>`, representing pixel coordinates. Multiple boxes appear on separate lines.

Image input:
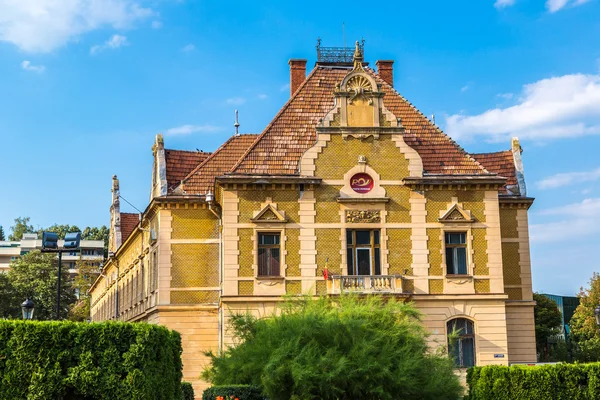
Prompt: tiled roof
<box><xmin>231</xmin><ymin>66</ymin><xmax>487</xmax><ymax>176</ymax></box>
<box><xmin>471</xmin><ymin>151</ymin><xmax>517</xmax><ymax>194</ymax></box>
<box><xmin>178</xmin><ymin>134</ymin><xmax>258</xmax><ymax>195</ymax></box>
<box><xmin>121</xmin><ymin>213</ymin><xmax>139</xmax><ymax>243</ymax></box>
<box><xmin>165</xmin><ymin>149</ymin><xmax>211</xmax><ymax>191</ymax></box>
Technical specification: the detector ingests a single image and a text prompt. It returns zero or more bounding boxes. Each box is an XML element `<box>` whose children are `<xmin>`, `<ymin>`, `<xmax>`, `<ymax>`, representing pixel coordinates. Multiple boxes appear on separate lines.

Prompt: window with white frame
<box><xmin>346</xmin><ymin>230</ymin><xmax>381</xmax><ymax>276</ymax></box>
<box><xmin>445</xmin><ymin>232</ymin><xmax>468</xmax><ymax>275</ymax></box>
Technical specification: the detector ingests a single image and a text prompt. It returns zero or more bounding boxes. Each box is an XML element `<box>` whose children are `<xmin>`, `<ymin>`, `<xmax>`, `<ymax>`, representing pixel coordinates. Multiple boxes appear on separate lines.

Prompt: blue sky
<box><xmin>1</xmin><ymin>0</ymin><xmax>599</xmax><ymax>295</ymax></box>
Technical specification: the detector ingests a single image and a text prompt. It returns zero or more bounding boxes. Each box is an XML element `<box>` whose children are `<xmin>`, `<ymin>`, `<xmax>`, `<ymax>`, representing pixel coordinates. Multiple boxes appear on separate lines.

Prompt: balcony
<box><xmin>328</xmin><ymin>275</ymin><xmax>408</xmax><ymax>295</ymax></box>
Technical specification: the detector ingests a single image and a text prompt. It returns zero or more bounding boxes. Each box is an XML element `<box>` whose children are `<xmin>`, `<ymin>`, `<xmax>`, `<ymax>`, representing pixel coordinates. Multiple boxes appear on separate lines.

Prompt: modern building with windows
<box><xmin>0</xmin><ymin>233</ymin><xmax>104</xmax><ymax>273</ymax></box>
<box><xmin>89</xmin><ymin>42</ymin><xmax>536</xmax><ymax>394</ymax></box>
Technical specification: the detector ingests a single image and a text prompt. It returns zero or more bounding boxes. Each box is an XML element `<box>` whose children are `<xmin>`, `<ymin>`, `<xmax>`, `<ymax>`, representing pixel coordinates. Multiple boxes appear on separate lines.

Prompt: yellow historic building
<box><xmin>90</xmin><ymin>43</ymin><xmax>536</xmax><ymax>394</ymax></box>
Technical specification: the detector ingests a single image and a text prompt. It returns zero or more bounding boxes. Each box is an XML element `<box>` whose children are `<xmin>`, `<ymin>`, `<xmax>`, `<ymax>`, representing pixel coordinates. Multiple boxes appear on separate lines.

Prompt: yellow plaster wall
<box><xmin>472</xmin><ymin>228</ymin><xmax>489</xmax><ymax>276</ymax></box>
<box><xmin>314</xmin><ymin>135</ymin><xmax>410</xmax><ymax>180</ymax></box>
<box><xmin>171</xmin><ymin>209</ymin><xmax>219</xmax><ymax>239</ymax></box>
<box><xmin>285</xmin><ymin>229</ymin><xmax>301</xmax><ymax>277</ymax></box>
<box><xmin>425</xmin><ymin>191</ymin><xmax>486</xmax><ymax>223</ymax></box>
<box><xmin>387</xmin><ymin>229</ymin><xmax>412</xmax><ymax>275</ymax></box>
<box><xmin>238</xmin><ymin>228</ymin><xmax>254</xmax><ymax>277</ymax></box>
<box><xmin>315</xmin><ymin>228</ymin><xmax>342</xmax><ymax>276</ymax></box>
<box><xmin>385</xmin><ymin>186</ymin><xmax>412</xmax><ymax>223</ymax></box>
<box><xmin>238</xmin><ymin>190</ymin><xmax>299</xmax><ymax>223</ymax></box>
<box><xmin>502</xmin><ymin>242</ymin><xmax>522</xmax><ymax>288</ymax></box>
<box><xmin>500</xmin><ymin>209</ymin><xmax>519</xmax><ymax>239</ymax></box>
<box><xmin>170</xmin><ymin>291</ymin><xmax>219</xmax><ymax>304</ymax></box>
<box><xmin>427</xmin><ymin>229</ymin><xmax>443</xmax><ymax>276</ymax></box>
<box><xmin>315</xmin><ymin>185</ymin><xmax>341</xmax><ymax>224</ymax></box>
<box><xmin>474</xmin><ymin>279</ymin><xmax>491</xmax><ymax>293</ymax></box>
<box><xmin>505</xmin><ymin>305</ymin><xmax>536</xmax><ymax>363</ymax></box>
<box><xmin>171</xmin><ymin>243</ymin><xmax>219</xmax><ymax>288</ymax></box>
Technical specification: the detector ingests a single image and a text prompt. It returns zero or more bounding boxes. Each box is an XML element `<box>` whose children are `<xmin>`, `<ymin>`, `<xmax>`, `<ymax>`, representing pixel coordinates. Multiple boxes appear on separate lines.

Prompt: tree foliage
<box><xmin>0</xmin><ymin>225</ymin><xmax>5</xmax><ymax>241</ymax></box>
<box><xmin>68</xmin><ymin>260</ymin><xmax>102</xmax><ymax>322</ymax></box>
<box><xmin>533</xmin><ymin>293</ymin><xmax>562</xmax><ymax>361</ymax></box>
<box><xmin>37</xmin><ymin>223</ymin><xmax>81</xmax><ymax>239</ymax></box>
<box><xmin>8</xmin><ymin>216</ymin><xmax>34</xmax><ymax>241</ymax></box>
<box><xmin>570</xmin><ymin>273</ymin><xmax>600</xmax><ymax>361</ymax></box>
<box><xmin>202</xmin><ymin>296</ymin><xmax>463</xmax><ymax>400</ymax></box>
<box><xmin>5</xmin><ymin>250</ymin><xmax>76</xmax><ymax>320</ymax></box>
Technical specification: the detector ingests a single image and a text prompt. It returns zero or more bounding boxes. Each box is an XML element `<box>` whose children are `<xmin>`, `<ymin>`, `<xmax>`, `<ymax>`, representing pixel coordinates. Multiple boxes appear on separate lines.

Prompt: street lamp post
<box><xmin>21</xmin><ymin>298</ymin><xmax>35</xmax><ymax>320</ymax></box>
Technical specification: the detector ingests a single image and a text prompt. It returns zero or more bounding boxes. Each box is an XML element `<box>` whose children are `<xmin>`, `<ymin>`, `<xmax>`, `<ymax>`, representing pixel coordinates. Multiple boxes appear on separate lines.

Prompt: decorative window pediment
<box><xmin>251</xmin><ymin>204</ymin><xmax>288</xmax><ymax>223</ymax></box>
<box><xmin>439</xmin><ymin>204</ymin><xmax>474</xmax><ymax>223</ymax></box>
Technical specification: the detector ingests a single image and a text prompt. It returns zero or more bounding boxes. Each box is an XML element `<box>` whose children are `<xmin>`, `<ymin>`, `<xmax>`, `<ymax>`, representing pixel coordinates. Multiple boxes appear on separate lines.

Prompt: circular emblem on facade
<box><xmin>350</xmin><ymin>173</ymin><xmax>374</xmax><ymax>193</ymax></box>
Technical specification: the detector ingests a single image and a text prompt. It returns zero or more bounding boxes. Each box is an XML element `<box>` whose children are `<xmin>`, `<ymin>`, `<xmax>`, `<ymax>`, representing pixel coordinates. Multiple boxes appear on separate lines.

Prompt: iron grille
<box><xmin>316</xmin><ymin>38</ymin><xmax>364</xmax><ymax>64</ymax></box>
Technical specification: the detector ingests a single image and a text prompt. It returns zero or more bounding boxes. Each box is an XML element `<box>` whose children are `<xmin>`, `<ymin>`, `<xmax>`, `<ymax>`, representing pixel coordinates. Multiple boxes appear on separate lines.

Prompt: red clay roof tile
<box><xmin>471</xmin><ymin>151</ymin><xmax>517</xmax><ymax>193</ymax></box>
<box><xmin>120</xmin><ymin>213</ymin><xmax>139</xmax><ymax>243</ymax></box>
<box><xmin>165</xmin><ymin>149</ymin><xmax>211</xmax><ymax>191</ymax></box>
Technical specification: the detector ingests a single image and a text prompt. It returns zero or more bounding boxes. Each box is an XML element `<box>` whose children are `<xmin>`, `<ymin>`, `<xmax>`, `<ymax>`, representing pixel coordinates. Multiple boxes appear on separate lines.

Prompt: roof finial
<box><xmin>431</xmin><ymin>113</ymin><xmax>436</xmax><ymax>124</ymax></box>
<box><xmin>353</xmin><ymin>40</ymin><xmax>364</xmax><ymax>71</ymax></box>
<box><xmin>234</xmin><ymin>109</ymin><xmax>240</xmax><ymax>136</ymax></box>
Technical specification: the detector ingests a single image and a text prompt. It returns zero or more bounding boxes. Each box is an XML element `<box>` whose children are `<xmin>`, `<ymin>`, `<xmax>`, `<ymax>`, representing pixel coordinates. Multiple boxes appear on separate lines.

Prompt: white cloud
<box><xmin>280</xmin><ymin>83</ymin><xmax>290</xmax><ymax>92</ymax></box>
<box><xmin>181</xmin><ymin>43</ymin><xmax>195</xmax><ymax>52</ymax></box>
<box><xmin>165</xmin><ymin>124</ymin><xmax>221</xmax><ymax>136</ymax></box>
<box><xmin>226</xmin><ymin>97</ymin><xmax>246</xmax><ymax>106</ymax></box>
<box><xmin>258</xmin><ymin>94</ymin><xmax>268</xmax><ymax>100</ymax></box>
<box><xmin>151</xmin><ymin>20</ymin><xmax>162</xmax><ymax>29</ymax></box>
<box><xmin>90</xmin><ymin>34</ymin><xmax>127</xmax><ymax>54</ymax></box>
<box><xmin>494</xmin><ymin>0</ymin><xmax>516</xmax><ymax>9</ymax></box>
<box><xmin>497</xmin><ymin>92</ymin><xmax>514</xmax><ymax>100</ymax></box>
<box><xmin>445</xmin><ymin>73</ymin><xmax>600</xmax><ymax>142</ymax></box>
<box><xmin>460</xmin><ymin>85</ymin><xmax>470</xmax><ymax>93</ymax></box>
<box><xmin>546</xmin><ymin>0</ymin><xmax>591</xmax><ymax>12</ymax></box>
<box><xmin>531</xmin><ymin>198</ymin><xmax>600</xmax><ymax>242</ymax></box>
<box><xmin>21</xmin><ymin>60</ymin><xmax>45</xmax><ymax>72</ymax></box>
<box><xmin>537</xmin><ymin>167</ymin><xmax>600</xmax><ymax>189</ymax></box>
<box><xmin>0</xmin><ymin>0</ymin><xmax>153</xmax><ymax>53</ymax></box>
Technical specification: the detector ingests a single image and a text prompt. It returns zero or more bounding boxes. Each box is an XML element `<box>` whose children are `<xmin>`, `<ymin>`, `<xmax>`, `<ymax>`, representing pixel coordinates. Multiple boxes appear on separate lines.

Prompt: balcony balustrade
<box><xmin>328</xmin><ymin>275</ymin><xmax>407</xmax><ymax>295</ymax></box>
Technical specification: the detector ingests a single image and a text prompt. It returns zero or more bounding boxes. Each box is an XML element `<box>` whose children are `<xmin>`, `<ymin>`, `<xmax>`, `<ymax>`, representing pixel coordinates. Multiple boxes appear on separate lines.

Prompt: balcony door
<box><xmin>346</xmin><ymin>230</ymin><xmax>381</xmax><ymax>276</ymax></box>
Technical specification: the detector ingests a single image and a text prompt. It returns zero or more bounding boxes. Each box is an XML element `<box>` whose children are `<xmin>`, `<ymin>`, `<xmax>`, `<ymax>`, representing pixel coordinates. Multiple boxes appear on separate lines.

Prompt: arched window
<box><xmin>447</xmin><ymin>318</ymin><xmax>475</xmax><ymax>367</ymax></box>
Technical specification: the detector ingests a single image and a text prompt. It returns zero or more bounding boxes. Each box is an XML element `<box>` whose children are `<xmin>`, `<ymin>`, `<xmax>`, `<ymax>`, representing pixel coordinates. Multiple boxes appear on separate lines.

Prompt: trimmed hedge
<box><xmin>0</xmin><ymin>320</ymin><xmax>183</xmax><ymax>400</ymax></box>
<box><xmin>466</xmin><ymin>363</ymin><xmax>600</xmax><ymax>399</ymax></box>
<box><xmin>181</xmin><ymin>382</ymin><xmax>194</xmax><ymax>400</ymax></box>
<box><xmin>202</xmin><ymin>385</ymin><xmax>265</xmax><ymax>400</ymax></box>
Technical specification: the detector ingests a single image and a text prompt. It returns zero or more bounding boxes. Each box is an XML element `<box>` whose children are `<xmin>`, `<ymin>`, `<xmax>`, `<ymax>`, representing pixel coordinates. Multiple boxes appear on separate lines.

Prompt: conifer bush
<box><xmin>201</xmin><ymin>385</ymin><xmax>264</xmax><ymax>400</ymax></box>
<box><xmin>202</xmin><ymin>296</ymin><xmax>462</xmax><ymax>400</ymax></box>
<box><xmin>0</xmin><ymin>320</ymin><xmax>183</xmax><ymax>399</ymax></box>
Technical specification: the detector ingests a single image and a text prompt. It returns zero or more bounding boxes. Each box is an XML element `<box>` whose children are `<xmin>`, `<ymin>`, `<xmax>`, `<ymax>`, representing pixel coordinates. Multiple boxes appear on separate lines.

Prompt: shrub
<box><xmin>202</xmin><ymin>296</ymin><xmax>462</xmax><ymax>400</ymax></box>
<box><xmin>202</xmin><ymin>385</ymin><xmax>264</xmax><ymax>400</ymax></box>
<box><xmin>0</xmin><ymin>320</ymin><xmax>183</xmax><ymax>400</ymax></box>
<box><xmin>466</xmin><ymin>362</ymin><xmax>600</xmax><ymax>399</ymax></box>
<box><xmin>181</xmin><ymin>382</ymin><xmax>195</xmax><ymax>400</ymax></box>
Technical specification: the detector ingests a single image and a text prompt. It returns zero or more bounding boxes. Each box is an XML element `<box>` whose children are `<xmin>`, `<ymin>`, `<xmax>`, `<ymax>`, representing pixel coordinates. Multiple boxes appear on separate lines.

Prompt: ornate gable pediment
<box><xmin>251</xmin><ymin>204</ymin><xmax>288</xmax><ymax>223</ymax></box>
<box><xmin>439</xmin><ymin>204</ymin><xmax>474</xmax><ymax>223</ymax></box>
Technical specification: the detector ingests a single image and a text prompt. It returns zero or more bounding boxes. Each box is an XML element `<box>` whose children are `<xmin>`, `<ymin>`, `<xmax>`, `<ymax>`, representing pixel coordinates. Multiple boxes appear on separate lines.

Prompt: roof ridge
<box><xmin>230</xmin><ymin>67</ymin><xmax>322</xmax><ymax>174</ymax></box>
<box><xmin>165</xmin><ymin>148</ymin><xmax>211</xmax><ymax>154</ymax></box>
<box><xmin>366</xmin><ymin>67</ymin><xmax>489</xmax><ymax>175</ymax></box>
<box><xmin>471</xmin><ymin>149</ymin><xmax>512</xmax><ymax>156</ymax></box>
<box><xmin>178</xmin><ymin>134</ymin><xmax>257</xmax><ymax>191</ymax></box>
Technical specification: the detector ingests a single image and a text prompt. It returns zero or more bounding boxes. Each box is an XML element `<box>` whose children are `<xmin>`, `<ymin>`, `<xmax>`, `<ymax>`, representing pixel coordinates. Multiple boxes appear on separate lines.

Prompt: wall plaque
<box><xmin>346</xmin><ymin>210</ymin><xmax>381</xmax><ymax>223</ymax></box>
<box><xmin>350</xmin><ymin>173</ymin><xmax>374</xmax><ymax>193</ymax></box>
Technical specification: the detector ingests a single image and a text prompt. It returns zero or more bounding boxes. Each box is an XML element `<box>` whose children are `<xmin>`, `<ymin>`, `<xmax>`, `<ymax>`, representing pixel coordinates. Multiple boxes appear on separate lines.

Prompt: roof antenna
<box><xmin>431</xmin><ymin>113</ymin><xmax>436</xmax><ymax>124</ymax></box>
<box><xmin>343</xmin><ymin>22</ymin><xmax>346</xmax><ymax>48</ymax></box>
<box><xmin>234</xmin><ymin>109</ymin><xmax>240</xmax><ymax>136</ymax></box>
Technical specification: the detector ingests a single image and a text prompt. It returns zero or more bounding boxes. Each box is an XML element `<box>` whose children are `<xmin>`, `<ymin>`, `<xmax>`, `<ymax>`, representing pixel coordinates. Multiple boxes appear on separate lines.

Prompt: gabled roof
<box><xmin>178</xmin><ymin>134</ymin><xmax>258</xmax><ymax>195</ymax></box>
<box><xmin>471</xmin><ymin>151</ymin><xmax>517</xmax><ymax>194</ymax></box>
<box><xmin>165</xmin><ymin>149</ymin><xmax>211</xmax><ymax>191</ymax></box>
<box><xmin>231</xmin><ymin>66</ymin><xmax>487</xmax><ymax>176</ymax></box>
<box><xmin>121</xmin><ymin>213</ymin><xmax>139</xmax><ymax>243</ymax></box>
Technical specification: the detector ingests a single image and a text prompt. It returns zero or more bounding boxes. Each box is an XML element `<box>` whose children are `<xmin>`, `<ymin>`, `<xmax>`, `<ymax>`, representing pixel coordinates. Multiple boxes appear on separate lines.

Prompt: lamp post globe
<box><xmin>21</xmin><ymin>298</ymin><xmax>35</xmax><ymax>320</ymax></box>
<box><xmin>594</xmin><ymin>305</ymin><xmax>600</xmax><ymax>327</ymax></box>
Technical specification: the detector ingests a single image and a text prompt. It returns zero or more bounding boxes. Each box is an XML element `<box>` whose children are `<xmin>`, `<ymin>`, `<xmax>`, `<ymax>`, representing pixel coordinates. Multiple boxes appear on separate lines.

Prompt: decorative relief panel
<box><xmin>346</xmin><ymin>210</ymin><xmax>381</xmax><ymax>223</ymax></box>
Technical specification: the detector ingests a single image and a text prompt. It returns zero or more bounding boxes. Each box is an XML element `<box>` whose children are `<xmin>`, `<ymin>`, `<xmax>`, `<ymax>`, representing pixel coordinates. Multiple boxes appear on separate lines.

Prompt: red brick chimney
<box><xmin>288</xmin><ymin>59</ymin><xmax>307</xmax><ymax>96</ymax></box>
<box><xmin>376</xmin><ymin>60</ymin><xmax>394</xmax><ymax>87</ymax></box>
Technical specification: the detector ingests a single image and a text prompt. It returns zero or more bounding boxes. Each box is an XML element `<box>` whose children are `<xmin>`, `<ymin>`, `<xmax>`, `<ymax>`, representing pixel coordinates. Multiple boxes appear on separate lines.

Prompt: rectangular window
<box><xmin>445</xmin><ymin>232</ymin><xmax>468</xmax><ymax>275</ymax></box>
<box><xmin>346</xmin><ymin>230</ymin><xmax>381</xmax><ymax>276</ymax></box>
<box><xmin>258</xmin><ymin>233</ymin><xmax>281</xmax><ymax>276</ymax></box>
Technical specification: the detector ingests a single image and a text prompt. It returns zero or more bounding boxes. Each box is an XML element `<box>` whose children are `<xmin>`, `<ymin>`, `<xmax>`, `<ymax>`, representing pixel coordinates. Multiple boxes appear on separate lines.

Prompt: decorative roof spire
<box><xmin>234</xmin><ymin>109</ymin><xmax>240</xmax><ymax>136</ymax></box>
<box><xmin>353</xmin><ymin>40</ymin><xmax>364</xmax><ymax>71</ymax></box>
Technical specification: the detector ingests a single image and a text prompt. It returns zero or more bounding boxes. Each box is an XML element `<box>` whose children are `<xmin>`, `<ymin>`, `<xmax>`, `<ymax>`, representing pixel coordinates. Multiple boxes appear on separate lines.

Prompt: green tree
<box><xmin>37</xmin><ymin>223</ymin><xmax>81</xmax><ymax>239</ymax></box>
<box><xmin>67</xmin><ymin>260</ymin><xmax>101</xmax><ymax>321</ymax></box>
<box><xmin>8</xmin><ymin>216</ymin><xmax>34</xmax><ymax>241</ymax></box>
<box><xmin>81</xmin><ymin>225</ymin><xmax>110</xmax><ymax>257</ymax></box>
<box><xmin>7</xmin><ymin>250</ymin><xmax>76</xmax><ymax>320</ymax></box>
<box><xmin>533</xmin><ymin>293</ymin><xmax>563</xmax><ymax>361</ymax></box>
<box><xmin>0</xmin><ymin>273</ymin><xmax>18</xmax><ymax>318</ymax></box>
<box><xmin>202</xmin><ymin>296</ymin><xmax>463</xmax><ymax>400</ymax></box>
<box><xmin>570</xmin><ymin>273</ymin><xmax>600</xmax><ymax>361</ymax></box>
<box><xmin>0</xmin><ymin>225</ymin><xmax>5</xmax><ymax>241</ymax></box>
